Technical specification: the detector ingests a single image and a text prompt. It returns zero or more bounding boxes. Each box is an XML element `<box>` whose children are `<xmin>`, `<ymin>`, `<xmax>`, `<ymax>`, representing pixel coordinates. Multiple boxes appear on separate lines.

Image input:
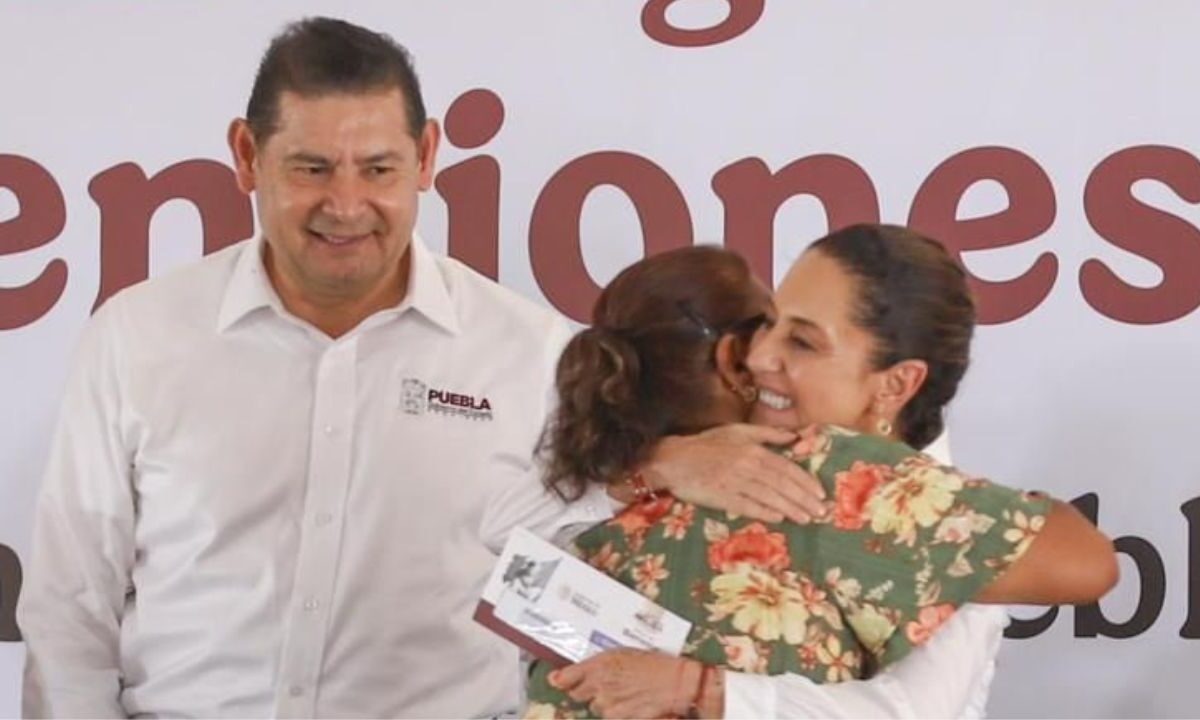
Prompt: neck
<box><xmin>266</xmin><ymin>250</ymin><xmax>410</xmax><ymax>339</ymax></box>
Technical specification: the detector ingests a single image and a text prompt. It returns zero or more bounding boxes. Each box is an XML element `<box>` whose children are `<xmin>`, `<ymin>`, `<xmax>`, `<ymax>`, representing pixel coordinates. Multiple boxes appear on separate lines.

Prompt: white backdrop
<box><xmin>2</xmin><ymin>2</ymin><xmax>1198</xmax><ymax>717</ymax></box>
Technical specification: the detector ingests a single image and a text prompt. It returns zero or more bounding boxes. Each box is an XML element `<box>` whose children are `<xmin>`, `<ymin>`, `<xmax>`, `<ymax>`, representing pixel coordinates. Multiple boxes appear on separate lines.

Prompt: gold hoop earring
<box><xmin>871</xmin><ymin>399</ymin><xmax>893</xmax><ymax>437</ymax></box>
<box><xmin>875</xmin><ymin>417</ymin><xmax>893</xmax><ymax>437</ymax></box>
<box><xmin>723</xmin><ymin>377</ymin><xmax>758</xmax><ymax>404</ymax></box>
<box><xmin>738</xmin><ymin>384</ymin><xmax>758</xmax><ymax>403</ymax></box>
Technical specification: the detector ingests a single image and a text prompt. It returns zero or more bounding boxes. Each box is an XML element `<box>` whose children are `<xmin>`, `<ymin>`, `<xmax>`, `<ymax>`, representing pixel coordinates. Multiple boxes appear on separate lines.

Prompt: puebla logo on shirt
<box><xmin>402</xmin><ymin>378</ymin><xmax>494</xmax><ymax>421</ymax></box>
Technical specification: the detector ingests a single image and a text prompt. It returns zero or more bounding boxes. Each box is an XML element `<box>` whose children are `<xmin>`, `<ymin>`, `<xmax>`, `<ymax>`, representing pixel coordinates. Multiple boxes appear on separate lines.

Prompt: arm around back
<box><xmin>974</xmin><ymin>499</ymin><xmax>1118</xmax><ymax>605</ymax></box>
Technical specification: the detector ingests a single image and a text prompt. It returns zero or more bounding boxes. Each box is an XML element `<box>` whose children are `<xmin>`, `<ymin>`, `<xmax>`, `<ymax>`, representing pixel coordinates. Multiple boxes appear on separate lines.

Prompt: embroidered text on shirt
<box><xmin>402</xmin><ymin>378</ymin><xmax>494</xmax><ymax>421</ymax></box>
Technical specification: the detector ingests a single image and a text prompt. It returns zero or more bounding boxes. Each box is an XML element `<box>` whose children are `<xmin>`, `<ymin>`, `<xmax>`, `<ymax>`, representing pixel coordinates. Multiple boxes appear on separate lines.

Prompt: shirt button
<box><xmin>315</xmin><ymin>512</ymin><xmax>332</xmax><ymax>527</ymax></box>
<box><xmin>288</xmin><ymin>685</ymin><xmax>304</xmax><ymax>697</ymax></box>
<box><xmin>303</xmin><ymin>598</ymin><xmax>320</xmax><ymax>612</ymax></box>
<box><xmin>323</xmin><ymin>425</ymin><xmax>336</xmax><ymax>436</ymax></box>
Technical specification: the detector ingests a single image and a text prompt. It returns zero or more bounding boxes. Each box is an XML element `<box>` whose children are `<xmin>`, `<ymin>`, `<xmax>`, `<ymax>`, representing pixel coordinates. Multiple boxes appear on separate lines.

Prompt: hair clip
<box><xmin>677</xmin><ymin>300</ymin><xmax>719</xmax><ymax>339</ymax></box>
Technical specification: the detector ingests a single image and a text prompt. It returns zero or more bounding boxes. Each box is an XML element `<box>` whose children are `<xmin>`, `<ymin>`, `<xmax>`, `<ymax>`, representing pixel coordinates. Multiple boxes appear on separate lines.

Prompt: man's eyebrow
<box><xmin>283</xmin><ymin>152</ymin><xmax>330</xmax><ymax>165</ymax></box>
<box><xmin>358</xmin><ymin>151</ymin><xmax>404</xmax><ymax>164</ymax></box>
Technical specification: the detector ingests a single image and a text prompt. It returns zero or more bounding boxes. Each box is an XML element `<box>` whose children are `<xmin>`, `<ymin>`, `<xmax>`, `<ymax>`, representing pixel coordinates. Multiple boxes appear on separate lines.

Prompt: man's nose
<box><xmin>321</xmin><ymin>168</ymin><xmax>369</xmax><ymax>221</ymax></box>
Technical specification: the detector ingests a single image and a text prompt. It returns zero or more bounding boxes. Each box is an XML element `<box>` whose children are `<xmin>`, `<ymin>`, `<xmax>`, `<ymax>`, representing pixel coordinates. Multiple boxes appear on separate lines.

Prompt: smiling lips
<box><xmin>757</xmin><ymin>387</ymin><xmax>794</xmax><ymax>410</ymax></box>
<box><xmin>309</xmin><ymin>230</ymin><xmax>372</xmax><ymax>246</ymax></box>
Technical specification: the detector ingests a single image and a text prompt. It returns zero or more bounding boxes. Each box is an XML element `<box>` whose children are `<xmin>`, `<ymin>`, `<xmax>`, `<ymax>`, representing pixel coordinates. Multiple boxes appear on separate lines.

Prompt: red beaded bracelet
<box><xmin>684</xmin><ymin>663</ymin><xmax>712</xmax><ymax>719</ymax></box>
<box><xmin>625</xmin><ymin>470</ymin><xmax>660</xmax><ymax>502</ymax></box>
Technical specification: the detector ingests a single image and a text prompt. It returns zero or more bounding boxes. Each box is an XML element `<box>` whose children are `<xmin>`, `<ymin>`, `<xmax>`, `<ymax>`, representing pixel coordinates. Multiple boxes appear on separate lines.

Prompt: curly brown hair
<box><xmin>540</xmin><ymin>246</ymin><xmax>768</xmax><ymax>501</ymax></box>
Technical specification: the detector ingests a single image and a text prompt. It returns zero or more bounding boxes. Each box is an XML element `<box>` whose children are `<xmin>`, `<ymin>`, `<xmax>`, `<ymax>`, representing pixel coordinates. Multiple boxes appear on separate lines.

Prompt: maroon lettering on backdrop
<box><xmin>1005</xmin><ymin>492</ymin><xmax>1183</xmax><ymax>641</ymax></box>
<box><xmin>908</xmin><ymin>146</ymin><xmax>1058</xmax><ymax>325</ymax></box>
<box><xmin>88</xmin><ymin>160</ymin><xmax>253</xmax><ymax>311</ymax></box>
<box><xmin>1075</xmin><ymin>528</ymin><xmax>1167</xmax><ymax>638</ymax></box>
<box><xmin>641</xmin><ymin>0</ymin><xmax>764</xmax><ymax>47</ymax></box>
<box><xmin>713</xmin><ymin>155</ymin><xmax>879</xmax><ymax>283</ymax></box>
<box><xmin>529</xmin><ymin>151</ymin><xmax>693</xmax><ymax>322</ymax></box>
<box><xmin>5</xmin><ymin>113</ymin><xmax>1200</xmax><ymax>329</ymax></box>
<box><xmin>1081</xmin><ymin>145</ymin><xmax>1200</xmax><ymax>324</ymax></box>
<box><xmin>436</xmin><ymin>88</ymin><xmax>505</xmax><ymax>280</ymax></box>
<box><xmin>1182</xmin><ymin>497</ymin><xmax>1200</xmax><ymax>638</ymax></box>
<box><xmin>0</xmin><ymin>154</ymin><xmax>68</xmax><ymax>330</ymax></box>
<box><xmin>0</xmin><ymin>543</ymin><xmax>19</xmax><ymax>641</ymax></box>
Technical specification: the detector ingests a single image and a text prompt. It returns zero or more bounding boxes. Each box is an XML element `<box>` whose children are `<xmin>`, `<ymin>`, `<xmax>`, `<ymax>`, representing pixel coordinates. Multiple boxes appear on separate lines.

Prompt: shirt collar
<box><xmin>216</xmin><ymin>234</ymin><xmax>461</xmax><ymax>335</ymax></box>
<box><xmin>400</xmin><ymin>234</ymin><xmax>461</xmax><ymax>335</ymax></box>
<box><xmin>216</xmin><ymin>236</ymin><xmax>278</xmax><ymax>333</ymax></box>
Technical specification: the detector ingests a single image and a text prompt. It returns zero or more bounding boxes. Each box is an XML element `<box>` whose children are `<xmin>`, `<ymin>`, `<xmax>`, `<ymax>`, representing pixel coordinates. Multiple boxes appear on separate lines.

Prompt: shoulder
<box><xmin>61</xmin><ymin>243</ymin><xmax>245</xmax><ymax>389</ymax></box>
<box><xmin>789</xmin><ymin>424</ymin><xmax>918</xmax><ymax>483</ymax></box>
<box><xmin>100</xmin><ymin>241</ymin><xmax>244</xmax><ymax>330</ymax></box>
<box><xmin>433</xmin><ymin>253</ymin><xmax>573</xmax><ymax>353</ymax></box>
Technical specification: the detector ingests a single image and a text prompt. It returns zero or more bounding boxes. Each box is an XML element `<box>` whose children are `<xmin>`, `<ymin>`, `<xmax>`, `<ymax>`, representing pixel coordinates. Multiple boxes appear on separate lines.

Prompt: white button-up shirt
<box><xmin>18</xmin><ymin>236</ymin><xmax>610</xmax><ymax>718</ymax></box>
<box><xmin>723</xmin><ymin>603</ymin><xmax>1006</xmax><ymax>718</ymax></box>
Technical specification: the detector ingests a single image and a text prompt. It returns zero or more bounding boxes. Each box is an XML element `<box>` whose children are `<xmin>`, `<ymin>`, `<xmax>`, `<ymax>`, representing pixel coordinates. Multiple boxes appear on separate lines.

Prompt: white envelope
<box><xmin>474</xmin><ymin>526</ymin><xmax>693</xmax><ymax>666</ymax></box>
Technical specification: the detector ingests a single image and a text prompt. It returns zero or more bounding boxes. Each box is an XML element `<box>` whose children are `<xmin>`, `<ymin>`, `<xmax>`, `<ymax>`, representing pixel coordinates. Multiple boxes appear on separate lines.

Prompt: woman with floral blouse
<box><xmin>523</xmin><ymin>225</ymin><xmax>1116</xmax><ymax>719</ymax></box>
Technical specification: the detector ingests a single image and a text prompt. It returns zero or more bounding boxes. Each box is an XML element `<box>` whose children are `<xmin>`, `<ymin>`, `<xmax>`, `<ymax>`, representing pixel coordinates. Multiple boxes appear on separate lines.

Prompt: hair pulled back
<box><xmin>811</xmin><ymin>224</ymin><xmax>976</xmax><ymax>449</ymax></box>
<box><xmin>542</xmin><ymin>245</ymin><xmax>766</xmax><ymax>501</ymax></box>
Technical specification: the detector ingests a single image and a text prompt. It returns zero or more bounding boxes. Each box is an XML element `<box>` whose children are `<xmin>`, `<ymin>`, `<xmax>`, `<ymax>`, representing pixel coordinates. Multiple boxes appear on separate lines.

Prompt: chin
<box><xmin>750</xmin><ymin>405</ymin><xmax>802</xmax><ymax>431</ymax></box>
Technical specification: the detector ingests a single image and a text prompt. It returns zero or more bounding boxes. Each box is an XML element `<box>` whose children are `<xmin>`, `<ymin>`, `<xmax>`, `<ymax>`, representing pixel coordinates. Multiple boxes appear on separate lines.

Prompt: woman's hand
<box><xmin>549</xmin><ymin>648</ymin><xmax>715</xmax><ymax>718</ymax></box>
<box><xmin>640</xmin><ymin>424</ymin><xmax>829</xmax><ymax>524</ymax></box>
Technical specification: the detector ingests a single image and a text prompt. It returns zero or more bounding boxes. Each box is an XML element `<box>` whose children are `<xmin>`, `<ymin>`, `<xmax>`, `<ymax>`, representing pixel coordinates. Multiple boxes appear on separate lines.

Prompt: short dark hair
<box><xmin>540</xmin><ymin>246</ymin><xmax>767</xmax><ymax>502</ymax></box>
<box><xmin>246</xmin><ymin>16</ymin><xmax>427</xmax><ymax>142</ymax></box>
<box><xmin>810</xmin><ymin>224</ymin><xmax>976</xmax><ymax>449</ymax></box>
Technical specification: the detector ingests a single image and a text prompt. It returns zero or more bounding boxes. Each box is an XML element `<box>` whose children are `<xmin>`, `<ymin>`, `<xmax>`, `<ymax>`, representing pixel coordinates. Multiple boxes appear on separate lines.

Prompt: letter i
<box><xmin>435</xmin><ymin>89</ymin><xmax>504</xmax><ymax>279</ymax></box>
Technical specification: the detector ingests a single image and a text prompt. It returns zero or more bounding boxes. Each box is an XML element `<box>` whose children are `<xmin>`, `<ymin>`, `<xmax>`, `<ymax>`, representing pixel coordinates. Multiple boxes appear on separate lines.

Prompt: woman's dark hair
<box><xmin>810</xmin><ymin>224</ymin><xmax>976</xmax><ymax>449</ymax></box>
<box><xmin>246</xmin><ymin>17</ymin><xmax>427</xmax><ymax>142</ymax></box>
<box><xmin>541</xmin><ymin>246</ymin><xmax>767</xmax><ymax>502</ymax></box>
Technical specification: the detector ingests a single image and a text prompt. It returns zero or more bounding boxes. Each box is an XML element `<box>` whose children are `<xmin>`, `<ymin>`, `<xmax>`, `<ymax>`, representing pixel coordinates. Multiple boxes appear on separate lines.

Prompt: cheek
<box><xmin>269</xmin><ymin>186</ymin><xmax>317</xmax><ymax>224</ymax></box>
<box><xmin>782</xmin><ymin>362</ymin><xmax>825</xmax><ymax>406</ymax></box>
<box><xmin>371</xmin><ymin>192</ymin><xmax>416</xmax><ymax>225</ymax></box>
<box><xmin>783</xmin><ymin>359</ymin><xmax>855</xmax><ymax>412</ymax></box>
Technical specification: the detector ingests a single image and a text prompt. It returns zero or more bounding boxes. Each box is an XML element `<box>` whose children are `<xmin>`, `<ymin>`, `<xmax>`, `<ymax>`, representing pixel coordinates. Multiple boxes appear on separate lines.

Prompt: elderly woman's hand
<box><xmin>640</xmin><ymin>424</ymin><xmax>829</xmax><ymax>524</ymax></box>
<box><xmin>548</xmin><ymin>648</ymin><xmax>718</xmax><ymax>719</ymax></box>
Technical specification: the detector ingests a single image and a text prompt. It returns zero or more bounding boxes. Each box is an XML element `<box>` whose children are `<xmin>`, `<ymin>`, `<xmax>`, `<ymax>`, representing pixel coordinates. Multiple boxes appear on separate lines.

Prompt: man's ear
<box><xmin>416</xmin><ymin>119</ymin><xmax>441</xmax><ymax>191</ymax></box>
<box><xmin>227</xmin><ymin>118</ymin><xmax>259</xmax><ymax>194</ymax></box>
<box><xmin>872</xmin><ymin>358</ymin><xmax>928</xmax><ymax>422</ymax></box>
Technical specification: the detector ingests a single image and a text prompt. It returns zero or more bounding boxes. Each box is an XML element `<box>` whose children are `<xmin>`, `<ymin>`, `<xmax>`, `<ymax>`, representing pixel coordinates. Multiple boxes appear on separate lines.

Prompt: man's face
<box><xmin>230</xmin><ymin>88</ymin><xmax>439</xmax><ymax>306</ymax></box>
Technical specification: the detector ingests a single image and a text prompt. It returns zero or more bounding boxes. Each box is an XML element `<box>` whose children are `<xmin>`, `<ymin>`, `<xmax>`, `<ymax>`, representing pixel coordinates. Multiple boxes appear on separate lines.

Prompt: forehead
<box><xmin>268</xmin><ymin>88</ymin><xmax>413</xmax><ymax>148</ymax></box>
<box><xmin>775</xmin><ymin>249</ymin><xmax>858</xmax><ymax>326</ymax></box>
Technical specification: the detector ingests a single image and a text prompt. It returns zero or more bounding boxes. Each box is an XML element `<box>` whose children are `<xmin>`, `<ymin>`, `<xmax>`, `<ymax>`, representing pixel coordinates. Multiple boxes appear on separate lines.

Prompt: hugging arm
<box><xmin>637</xmin><ymin>424</ymin><xmax>829</xmax><ymax>524</ymax></box>
<box><xmin>974</xmin><ymin>499</ymin><xmax>1117</xmax><ymax>604</ymax></box>
<box><xmin>554</xmin><ymin>604</ymin><xmax>1006</xmax><ymax>719</ymax></box>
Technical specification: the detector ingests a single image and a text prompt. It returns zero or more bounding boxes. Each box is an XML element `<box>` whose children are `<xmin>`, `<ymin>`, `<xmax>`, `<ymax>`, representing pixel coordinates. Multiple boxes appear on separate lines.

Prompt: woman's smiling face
<box><xmin>746</xmin><ymin>248</ymin><xmax>884</xmax><ymax>433</ymax></box>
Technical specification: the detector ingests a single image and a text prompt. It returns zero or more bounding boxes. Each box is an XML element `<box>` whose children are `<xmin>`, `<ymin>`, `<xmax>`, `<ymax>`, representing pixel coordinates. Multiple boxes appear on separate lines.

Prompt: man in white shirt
<box><xmin>18</xmin><ymin>16</ymin><xmax>1005</xmax><ymax>719</ymax></box>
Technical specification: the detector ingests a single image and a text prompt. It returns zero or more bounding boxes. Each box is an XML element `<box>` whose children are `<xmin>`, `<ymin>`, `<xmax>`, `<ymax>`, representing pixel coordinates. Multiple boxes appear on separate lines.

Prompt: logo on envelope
<box><xmin>501</xmin><ymin>554</ymin><xmax>559</xmax><ymax>602</ymax></box>
<box><xmin>634</xmin><ymin>602</ymin><xmax>665</xmax><ymax>633</ymax></box>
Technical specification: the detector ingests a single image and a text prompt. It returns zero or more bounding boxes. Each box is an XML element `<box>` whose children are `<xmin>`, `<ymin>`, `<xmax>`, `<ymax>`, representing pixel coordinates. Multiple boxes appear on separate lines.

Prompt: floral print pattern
<box><xmin>707</xmin><ymin>522</ymin><xmax>791</xmax><ymax>572</ymax></box>
<box><xmin>524</xmin><ymin>425</ymin><xmax>1052</xmax><ymax>718</ymax></box>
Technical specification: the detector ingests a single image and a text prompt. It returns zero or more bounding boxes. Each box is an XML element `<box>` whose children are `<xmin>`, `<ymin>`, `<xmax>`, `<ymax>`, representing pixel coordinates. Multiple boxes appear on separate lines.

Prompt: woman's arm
<box><xmin>551</xmin><ymin>604</ymin><xmax>1008</xmax><ymax>719</ymax></box>
<box><xmin>639</xmin><ymin>424</ymin><xmax>830</xmax><ymax>523</ymax></box>
<box><xmin>974</xmin><ymin>499</ymin><xmax>1118</xmax><ymax>604</ymax></box>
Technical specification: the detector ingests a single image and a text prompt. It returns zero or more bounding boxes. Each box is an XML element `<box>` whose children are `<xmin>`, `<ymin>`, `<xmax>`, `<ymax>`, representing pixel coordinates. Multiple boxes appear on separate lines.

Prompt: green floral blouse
<box><xmin>524</xmin><ymin>424</ymin><xmax>1051</xmax><ymax>718</ymax></box>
